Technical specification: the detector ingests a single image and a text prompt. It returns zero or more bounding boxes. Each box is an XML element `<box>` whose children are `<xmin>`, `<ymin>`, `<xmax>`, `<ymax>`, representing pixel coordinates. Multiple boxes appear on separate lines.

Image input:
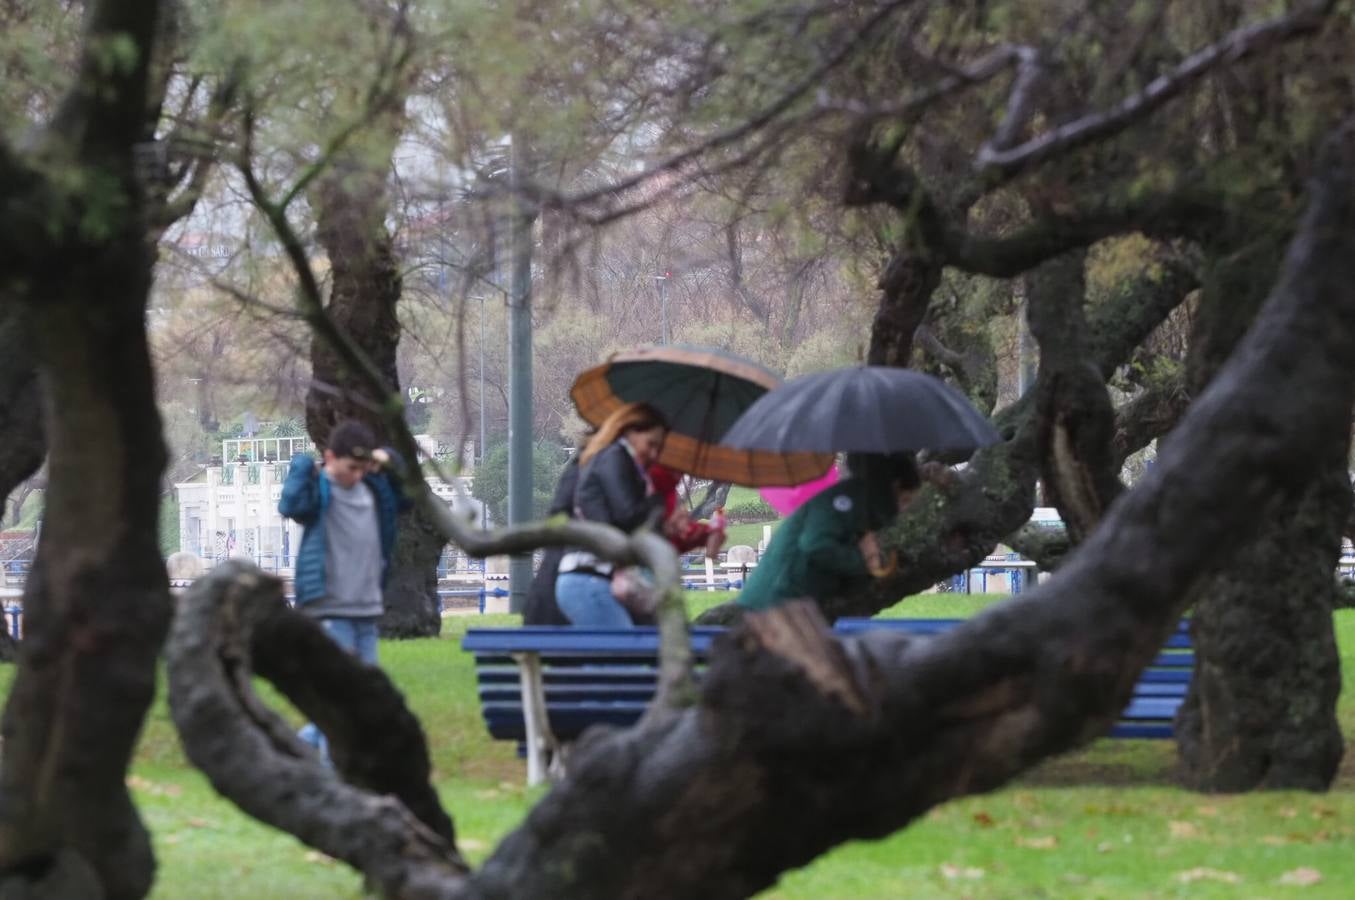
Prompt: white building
<box><xmin>174</xmin><ymin>436</ymin><xmax>485</xmax><ymax>573</ymax></box>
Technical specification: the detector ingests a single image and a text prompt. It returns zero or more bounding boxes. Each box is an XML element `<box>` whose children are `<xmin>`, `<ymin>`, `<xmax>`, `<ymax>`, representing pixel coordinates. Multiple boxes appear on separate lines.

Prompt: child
<box><xmin>278</xmin><ymin>420</ymin><xmax>409</xmax><ymax>664</ymax></box>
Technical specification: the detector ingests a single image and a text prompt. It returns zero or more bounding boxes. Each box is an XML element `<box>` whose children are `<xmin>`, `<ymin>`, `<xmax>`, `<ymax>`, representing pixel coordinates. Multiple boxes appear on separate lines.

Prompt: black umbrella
<box><xmin>720</xmin><ymin>366</ymin><xmax>1000</xmax><ymax>455</ymax></box>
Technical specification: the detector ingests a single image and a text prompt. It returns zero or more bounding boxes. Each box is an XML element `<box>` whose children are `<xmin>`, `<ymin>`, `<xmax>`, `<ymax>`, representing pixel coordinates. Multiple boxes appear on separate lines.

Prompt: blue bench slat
<box><xmin>835</xmin><ymin>617</ymin><xmax>1191</xmax><ymax>641</ymax></box>
<box><xmin>1136</xmin><ymin>669</ymin><xmax>1192</xmax><ymax>684</ymax></box>
<box><xmin>467</xmin><ymin>617</ymin><xmax>1194</xmax><ymax>745</ymax></box>
<box><xmin>480</xmin><ymin>685</ymin><xmax>658</xmax><ymax>703</ymax></box>
<box><xmin>477</xmin><ymin>666</ymin><xmax>663</xmax><ymax>686</ymax></box>
<box><xmin>1120</xmin><ymin>697</ymin><xmax>1183</xmax><ymax>719</ymax></box>
<box><xmin>462</xmin><ymin>626</ymin><xmax>723</xmax><ymax>657</ymax></box>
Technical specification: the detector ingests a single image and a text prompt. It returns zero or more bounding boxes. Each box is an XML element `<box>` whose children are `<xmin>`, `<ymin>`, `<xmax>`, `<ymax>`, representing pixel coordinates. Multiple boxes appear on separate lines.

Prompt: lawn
<box><xmin>2</xmin><ymin>600</ymin><xmax>1353</xmax><ymax>898</ymax></box>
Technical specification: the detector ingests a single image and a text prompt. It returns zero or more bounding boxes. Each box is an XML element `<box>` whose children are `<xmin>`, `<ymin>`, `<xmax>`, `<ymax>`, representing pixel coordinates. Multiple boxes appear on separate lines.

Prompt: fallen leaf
<box><xmin>1195</xmin><ymin>805</ymin><xmax>1220</xmax><ymax>817</ymax></box>
<box><xmin>972</xmin><ymin>812</ymin><xmax>996</xmax><ymax>828</ymax></box>
<box><xmin>1310</xmin><ymin>806</ymin><xmax>1335</xmax><ymax>820</ymax></box>
<box><xmin>460</xmin><ymin>838</ymin><xmax>487</xmax><ymax>852</ymax></box>
<box><xmin>939</xmin><ymin>864</ymin><xmax>985</xmax><ymax>881</ymax></box>
<box><xmin>1279</xmin><ymin>807</ymin><xmax>1299</xmax><ymax>819</ymax></box>
<box><xmin>303</xmin><ymin>851</ymin><xmax>336</xmax><ymax>866</ymax></box>
<box><xmin>1261</xmin><ymin>835</ymin><xmax>1291</xmax><ymax>846</ymax></box>
<box><xmin>1097</xmin><ymin>842</ymin><xmax>1114</xmax><ymax>854</ymax></box>
<box><xmin>1277</xmin><ymin>868</ymin><xmax>1322</xmax><ymax>887</ymax></box>
<box><xmin>1015</xmin><ymin>835</ymin><xmax>1058</xmax><ymax>850</ymax></box>
<box><xmin>1168</xmin><ymin>820</ymin><xmax>1200</xmax><ymax>839</ymax></box>
<box><xmin>185</xmin><ymin>818</ymin><xmax>210</xmax><ymax>829</ymax></box>
<box><xmin>1175</xmin><ymin>867</ymin><xmax>1241</xmax><ymax>884</ymax></box>
<box><xmin>162</xmin><ymin>834</ymin><xmax>182</xmax><ymax>845</ymax></box>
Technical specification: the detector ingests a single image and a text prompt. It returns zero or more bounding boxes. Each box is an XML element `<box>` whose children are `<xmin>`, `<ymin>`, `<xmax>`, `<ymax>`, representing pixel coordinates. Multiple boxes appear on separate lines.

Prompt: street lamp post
<box><xmin>506</xmin><ymin>141</ymin><xmax>536</xmax><ymax>614</ymax></box>
<box><xmin>470</xmin><ymin>295</ymin><xmax>488</xmax><ymax>467</ymax></box>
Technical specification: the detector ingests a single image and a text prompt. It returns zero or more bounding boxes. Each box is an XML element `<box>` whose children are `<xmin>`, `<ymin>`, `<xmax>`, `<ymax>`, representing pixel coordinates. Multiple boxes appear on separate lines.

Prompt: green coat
<box><xmin>736</xmin><ymin>477</ymin><xmax>896</xmax><ymax>611</ymax></box>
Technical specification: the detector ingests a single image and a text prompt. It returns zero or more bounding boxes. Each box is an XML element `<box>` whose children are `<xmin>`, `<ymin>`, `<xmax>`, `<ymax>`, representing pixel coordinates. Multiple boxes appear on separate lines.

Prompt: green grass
<box><xmin>725</xmin><ymin>485</ymin><xmax>769</xmax><ymax>508</ymax></box>
<box><xmin>1</xmin><ymin>608</ymin><xmax>1353</xmax><ymax>897</ymax></box>
<box><xmin>724</xmin><ymin>519</ymin><xmax>778</xmax><ymax>548</ymax></box>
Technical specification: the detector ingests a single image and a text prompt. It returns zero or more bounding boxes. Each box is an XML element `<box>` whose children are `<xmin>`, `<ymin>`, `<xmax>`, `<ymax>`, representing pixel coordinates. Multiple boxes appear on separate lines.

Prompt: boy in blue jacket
<box><xmin>278</xmin><ymin>420</ymin><xmax>410</xmax><ymax>664</ymax></box>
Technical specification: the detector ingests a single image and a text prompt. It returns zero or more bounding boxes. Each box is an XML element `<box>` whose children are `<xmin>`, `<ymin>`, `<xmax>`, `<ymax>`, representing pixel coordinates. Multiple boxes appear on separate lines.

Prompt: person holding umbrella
<box><xmin>555</xmin><ymin>402</ymin><xmax>669</xmax><ymax>627</ymax></box>
<box><xmin>736</xmin><ymin>453</ymin><xmax>921</xmax><ymax>612</ymax></box>
<box><xmin>719</xmin><ymin>365</ymin><xmax>1001</xmax><ymax>613</ymax></box>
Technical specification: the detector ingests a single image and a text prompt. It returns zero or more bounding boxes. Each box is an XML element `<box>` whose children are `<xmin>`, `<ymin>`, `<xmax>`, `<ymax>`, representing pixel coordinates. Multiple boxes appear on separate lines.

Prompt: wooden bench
<box><xmin>462</xmin><ymin>619</ymin><xmax>1194</xmax><ymax>783</ymax></box>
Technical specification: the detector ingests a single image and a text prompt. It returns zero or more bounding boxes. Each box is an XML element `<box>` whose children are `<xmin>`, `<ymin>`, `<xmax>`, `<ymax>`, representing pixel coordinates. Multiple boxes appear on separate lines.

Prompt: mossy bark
<box><xmin>1175</xmin><ymin>219</ymin><xmax>1346</xmax><ymax>791</ymax></box>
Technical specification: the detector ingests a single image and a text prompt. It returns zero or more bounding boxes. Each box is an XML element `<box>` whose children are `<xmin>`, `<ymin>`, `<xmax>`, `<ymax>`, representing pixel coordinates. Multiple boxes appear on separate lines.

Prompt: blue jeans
<box><xmin>556</xmin><ymin>572</ymin><xmax>633</xmax><ymax>627</ymax></box>
<box><xmin>318</xmin><ymin>616</ymin><xmax>380</xmax><ymax>664</ymax></box>
<box><xmin>298</xmin><ymin>616</ymin><xmax>381</xmax><ymax>757</ymax></box>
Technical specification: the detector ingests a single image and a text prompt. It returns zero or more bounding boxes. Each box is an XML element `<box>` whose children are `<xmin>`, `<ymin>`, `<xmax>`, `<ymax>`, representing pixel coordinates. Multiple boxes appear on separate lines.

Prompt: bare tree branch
<box><xmin>974</xmin><ymin>0</ymin><xmax>1335</xmax><ymax>178</ymax></box>
<box><xmin>483</xmin><ymin>0</ymin><xmax>915</xmax><ymax>216</ymax></box>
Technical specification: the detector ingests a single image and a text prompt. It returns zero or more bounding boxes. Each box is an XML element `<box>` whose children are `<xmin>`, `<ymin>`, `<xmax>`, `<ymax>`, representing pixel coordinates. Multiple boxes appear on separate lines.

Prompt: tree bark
<box><xmin>0</xmin><ymin>5</ymin><xmax>170</xmax><ymax>896</ymax></box>
<box><xmin>1176</xmin><ymin>460</ymin><xmax>1349</xmax><ymax>791</ymax></box>
<box><xmin>866</xmin><ymin>250</ymin><xmax>942</xmax><ymax>367</ymax></box>
<box><xmin>307</xmin><ymin>158</ymin><xmax>442</xmax><ymax>639</ymax></box>
<box><xmin>1175</xmin><ymin>213</ymin><xmax>1347</xmax><ymax>791</ymax></box>
<box><xmin>1026</xmin><ymin>250</ymin><xmax>1124</xmax><ymax>543</ymax></box>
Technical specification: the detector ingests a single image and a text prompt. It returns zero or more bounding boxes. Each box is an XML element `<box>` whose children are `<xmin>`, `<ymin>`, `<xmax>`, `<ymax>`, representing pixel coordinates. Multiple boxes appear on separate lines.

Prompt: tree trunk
<box><xmin>1175</xmin><ymin>219</ymin><xmax>1346</xmax><ymax>791</ymax></box>
<box><xmin>1177</xmin><ymin>461</ymin><xmax>1348</xmax><ymax>791</ymax></box>
<box><xmin>0</xmin><ymin>179</ymin><xmax>169</xmax><ymax>900</ymax></box>
<box><xmin>307</xmin><ymin>161</ymin><xmax>441</xmax><ymax>639</ymax></box>
<box><xmin>380</xmin><ymin>504</ymin><xmax>444</xmax><ymax>637</ymax></box>
<box><xmin>1025</xmin><ymin>250</ymin><xmax>1124</xmax><ymax>543</ymax></box>
<box><xmin>866</xmin><ymin>250</ymin><xmax>942</xmax><ymax>367</ymax></box>
<box><xmin>0</xmin><ymin>2</ymin><xmax>170</xmax><ymax>896</ymax></box>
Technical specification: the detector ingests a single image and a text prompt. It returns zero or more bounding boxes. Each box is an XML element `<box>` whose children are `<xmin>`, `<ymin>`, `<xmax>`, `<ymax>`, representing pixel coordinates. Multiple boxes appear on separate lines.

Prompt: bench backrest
<box><xmin>463</xmin><ymin>619</ymin><xmax>1194</xmax><ymax>742</ymax></box>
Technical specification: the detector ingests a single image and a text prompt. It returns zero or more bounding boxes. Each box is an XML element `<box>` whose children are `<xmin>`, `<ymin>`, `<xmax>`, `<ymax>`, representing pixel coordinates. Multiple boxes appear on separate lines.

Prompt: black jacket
<box><xmin>573</xmin><ymin>441</ymin><xmax>662</xmax><ymax>531</ymax></box>
<box><xmin>523</xmin><ymin>456</ymin><xmax>582</xmax><ymax>626</ymax></box>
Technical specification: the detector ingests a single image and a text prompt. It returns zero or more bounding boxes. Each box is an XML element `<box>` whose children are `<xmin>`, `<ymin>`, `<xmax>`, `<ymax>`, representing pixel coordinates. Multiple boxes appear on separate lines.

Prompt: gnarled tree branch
<box><xmin>166</xmin><ymin>563</ymin><xmax>469</xmax><ymax>896</ymax></box>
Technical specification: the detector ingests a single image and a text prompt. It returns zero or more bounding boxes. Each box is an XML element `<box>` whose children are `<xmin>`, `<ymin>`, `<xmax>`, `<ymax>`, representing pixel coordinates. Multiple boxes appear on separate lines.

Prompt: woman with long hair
<box><xmin>555</xmin><ymin>402</ymin><xmax>668</xmax><ymax>626</ymax></box>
